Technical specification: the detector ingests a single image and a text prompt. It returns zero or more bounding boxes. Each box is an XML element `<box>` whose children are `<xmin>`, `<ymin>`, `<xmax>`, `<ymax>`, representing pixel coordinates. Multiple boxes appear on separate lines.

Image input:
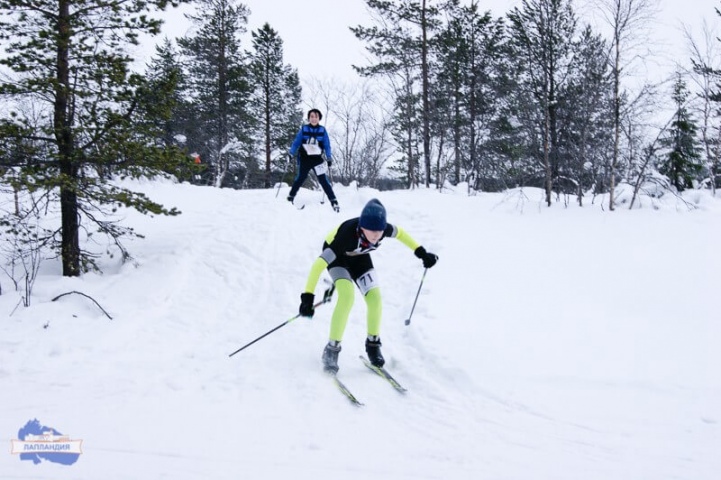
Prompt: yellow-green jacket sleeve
<box><xmin>393</xmin><ymin>226</ymin><xmax>421</xmax><ymax>251</ymax></box>
<box><xmin>304</xmin><ymin>256</ymin><xmax>328</xmax><ymax>294</ymax></box>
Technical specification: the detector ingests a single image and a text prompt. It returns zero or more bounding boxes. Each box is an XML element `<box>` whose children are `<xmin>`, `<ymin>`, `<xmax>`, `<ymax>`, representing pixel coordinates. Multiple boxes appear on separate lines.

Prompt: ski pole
<box><xmin>319</xmin><ymin>154</ymin><xmax>332</xmax><ymax>204</ymax></box>
<box><xmin>320</xmin><ymin>162</ymin><xmax>327</xmax><ymax>204</ymax></box>
<box><xmin>404</xmin><ymin>268</ymin><xmax>428</xmax><ymax>326</ymax></box>
<box><xmin>321</xmin><ymin>162</ymin><xmax>332</xmax><ymax>204</ymax></box>
<box><xmin>276</xmin><ymin>154</ymin><xmax>292</xmax><ymax>198</ymax></box>
<box><xmin>228</xmin><ymin>285</ymin><xmax>335</xmax><ymax>357</ymax></box>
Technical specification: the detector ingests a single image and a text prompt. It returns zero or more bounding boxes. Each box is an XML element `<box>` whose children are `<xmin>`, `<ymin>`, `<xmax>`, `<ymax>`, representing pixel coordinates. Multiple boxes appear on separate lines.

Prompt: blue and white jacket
<box><xmin>289</xmin><ymin>124</ymin><xmax>332</xmax><ymax>162</ymax></box>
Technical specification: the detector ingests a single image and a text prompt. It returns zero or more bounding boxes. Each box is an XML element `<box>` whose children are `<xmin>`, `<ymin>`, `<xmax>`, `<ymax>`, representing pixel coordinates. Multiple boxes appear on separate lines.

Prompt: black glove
<box><xmin>299</xmin><ymin>293</ymin><xmax>315</xmax><ymax>317</ymax></box>
<box><xmin>327</xmin><ymin>157</ymin><xmax>333</xmax><ymax>166</ymax></box>
<box><xmin>414</xmin><ymin>246</ymin><xmax>438</xmax><ymax>269</ymax></box>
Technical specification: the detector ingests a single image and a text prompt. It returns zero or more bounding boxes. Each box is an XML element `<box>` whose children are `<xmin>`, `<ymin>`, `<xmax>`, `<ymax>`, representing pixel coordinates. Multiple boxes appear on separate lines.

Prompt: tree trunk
<box><xmin>453</xmin><ymin>90</ymin><xmax>462</xmax><ymax>185</ymax></box>
<box><xmin>544</xmin><ymin>104</ymin><xmax>552</xmax><ymax>206</ymax></box>
<box><xmin>421</xmin><ymin>0</ymin><xmax>431</xmax><ymax>187</ymax></box>
<box><xmin>216</xmin><ymin>35</ymin><xmax>229</xmax><ymax>188</ymax></box>
<box><xmin>714</xmin><ymin>125</ymin><xmax>721</xmax><ymax>195</ymax></box>
<box><xmin>56</xmin><ymin>0</ymin><xmax>81</xmax><ymax>277</ymax></box>
<box><xmin>264</xmin><ymin>83</ymin><xmax>272</xmax><ymax>188</ymax></box>
<box><xmin>609</xmin><ymin>16</ymin><xmax>622</xmax><ymax>211</ymax></box>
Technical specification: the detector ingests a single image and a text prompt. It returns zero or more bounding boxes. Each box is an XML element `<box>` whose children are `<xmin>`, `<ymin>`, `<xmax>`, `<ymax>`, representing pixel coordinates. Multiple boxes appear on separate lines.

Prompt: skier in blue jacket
<box><xmin>288</xmin><ymin>108</ymin><xmax>339</xmax><ymax>212</ymax></box>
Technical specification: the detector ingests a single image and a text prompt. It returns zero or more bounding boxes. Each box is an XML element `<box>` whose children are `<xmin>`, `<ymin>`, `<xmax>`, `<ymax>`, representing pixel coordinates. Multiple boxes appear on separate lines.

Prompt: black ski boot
<box><xmin>322</xmin><ymin>341</ymin><xmax>341</xmax><ymax>374</ymax></box>
<box><xmin>365</xmin><ymin>335</ymin><xmax>385</xmax><ymax>367</ymax></box>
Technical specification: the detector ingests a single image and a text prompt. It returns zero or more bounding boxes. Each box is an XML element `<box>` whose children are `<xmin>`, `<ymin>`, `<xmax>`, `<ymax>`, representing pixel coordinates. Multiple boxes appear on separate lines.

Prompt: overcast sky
<box><xmin>145</xmin><ymin>0</ymin><xmax>713</xmax><ymax>92</ymax></box>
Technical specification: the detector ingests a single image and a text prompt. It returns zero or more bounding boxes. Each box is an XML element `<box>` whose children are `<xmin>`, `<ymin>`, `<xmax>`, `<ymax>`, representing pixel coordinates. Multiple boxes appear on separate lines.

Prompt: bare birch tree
<box><xmin>304</xmin><ymin>78</ymin><xmax>394</xmax><ymax>188</ymax></box>
<box><xmin>588</xmin><ymin>0</ymin><xmax>658</xmax><ymax>210</ymax></box>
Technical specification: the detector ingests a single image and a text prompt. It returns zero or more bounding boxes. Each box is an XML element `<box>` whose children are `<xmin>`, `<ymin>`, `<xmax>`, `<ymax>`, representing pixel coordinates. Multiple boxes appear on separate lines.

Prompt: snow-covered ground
<box><xmin>1</xmin><ymin>179</ymin><xmax>718</xmax><ymax>479</ymax></box>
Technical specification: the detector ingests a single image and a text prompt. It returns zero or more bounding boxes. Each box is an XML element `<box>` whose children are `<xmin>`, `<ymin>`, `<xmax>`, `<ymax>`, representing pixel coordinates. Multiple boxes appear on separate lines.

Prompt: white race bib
<box><xmin>313</xmin><ymin>162</ymin><xmax>328</xmax><ymax>176</ymax></box>
<box><xmin>355</xmin><ymin>270</ymin><xmax>379</xmax><ymax>295</ymax></box>
<box><xmin>302</xmin><ymin>144</ymin><xmax>322</xmax><ymax>156</ymax></box>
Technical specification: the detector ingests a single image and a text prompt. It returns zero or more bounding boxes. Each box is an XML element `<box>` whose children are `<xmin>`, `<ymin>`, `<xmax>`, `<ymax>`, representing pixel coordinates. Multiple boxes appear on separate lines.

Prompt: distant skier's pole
<box><xmin>404</xmin><ymin>268</ymin><xmax>428</xmax><ymax>326</ymax></box>
<box><xmin>320</xmin><ymin>161</ymin><xmax>328</xmax><ymax>204</ymax></box>
<box><xmin>276</xmin><ymin>155</ymin><xmax>292</xmax><ymax>198</ymax></box>
<box><xmin>228</xmin><ymin>285</ymin><xmax>335</xmax><ymax>357</ymax></box>
<box><xmin>322</xmin><ymin>162</ymin><xmax>333</xmax><ymax>204</ymax></box>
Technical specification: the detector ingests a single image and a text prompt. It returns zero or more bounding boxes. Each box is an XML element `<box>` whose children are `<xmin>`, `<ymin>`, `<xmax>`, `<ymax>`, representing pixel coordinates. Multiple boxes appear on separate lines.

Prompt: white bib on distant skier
<box><xmin>314</xmin><ymin>162</ymin><xmax>328</xmax><ymax>176</ymax></box>
<box><xmin>303</xmin><ymin>143</ymin><xmax>322</xmax><ymax>156</ymax></box>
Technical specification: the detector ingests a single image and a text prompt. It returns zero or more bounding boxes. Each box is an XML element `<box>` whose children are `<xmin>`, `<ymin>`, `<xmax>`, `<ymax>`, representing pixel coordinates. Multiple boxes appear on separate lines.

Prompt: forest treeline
<box><xmin>0</xmin><ymin>0</ymin><xmax>718</xmax><ymax>278</ymax></box>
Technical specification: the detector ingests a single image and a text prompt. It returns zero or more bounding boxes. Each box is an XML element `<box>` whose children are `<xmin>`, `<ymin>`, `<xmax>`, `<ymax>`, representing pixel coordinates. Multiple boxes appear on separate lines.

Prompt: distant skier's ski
<box><xmin>359</xmin><ymin>356</ymin><xmax>408</xmax><ymax>393</ymax></box>
<box><xmin>330</xmin><ymin>373</ymin><xmax>364</xmax><ymax>406</ymax></box>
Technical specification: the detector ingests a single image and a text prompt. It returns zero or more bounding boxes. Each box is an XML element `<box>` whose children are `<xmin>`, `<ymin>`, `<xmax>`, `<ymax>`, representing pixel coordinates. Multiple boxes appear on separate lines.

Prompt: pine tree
<box><xmin>352</xmin><ymin>0</ymin><xmax>442</xmax><ymax>188</ymax></box>
<box><xmin>142</xmin><ymin>38</ymin><xmax>188</xmax><ymax>149</ymax></box>
<box><xmin>140</xmin><ymin>38</ymin><xmax>205</xmax><ymax>184</ymax></box>
<box><xmin>558</xmin><ymin>26</ymin><xmax>614</xmax><ymax>203</ymax></box>
<box><xmin>659</xmin><ymin>74</ymin><xmax>703</xmax><ymax>191</ymax></box>
<box><xmin>507</xmin><ymin>0</ymin><xmax>577</xmax><ymax>205</ymax></box>
<box><xmin>177</xmin><ymin>0</ymin><xmax>253</xmax><ymax>188</ymax></box>
<box><xmin>432</xmin><ymin>1</ymin><xmax>506</xmax><ymax>188</ymax></box>
<box><xmin>248</xmin><ymin>23</ymin><xmax>302</xmax><ymax>188</ymax></box>
<box><xmin>430</xmin><ymin>12</ymin><xmax>466</xmax><ymax>186</ymax></box>
<box><xmin>0</xmin><ymin>0</ymin><xmax>187</xmax><ymax>277</ymax></box>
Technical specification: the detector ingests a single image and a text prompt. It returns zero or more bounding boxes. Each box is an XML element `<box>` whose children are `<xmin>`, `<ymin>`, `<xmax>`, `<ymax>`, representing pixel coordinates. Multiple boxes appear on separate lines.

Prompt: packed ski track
<box><xmin>0</xmin><ymin>179</ymin><xmax>718</xmax><ymax>479</ymax></box>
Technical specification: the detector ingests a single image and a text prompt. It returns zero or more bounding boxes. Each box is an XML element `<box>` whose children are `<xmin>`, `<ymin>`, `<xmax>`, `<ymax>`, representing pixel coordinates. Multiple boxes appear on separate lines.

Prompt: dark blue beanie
<box><xmin>359</xmin><ymin>198</ymin><xmax>387</xmax><ymax>231</ymax></box>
